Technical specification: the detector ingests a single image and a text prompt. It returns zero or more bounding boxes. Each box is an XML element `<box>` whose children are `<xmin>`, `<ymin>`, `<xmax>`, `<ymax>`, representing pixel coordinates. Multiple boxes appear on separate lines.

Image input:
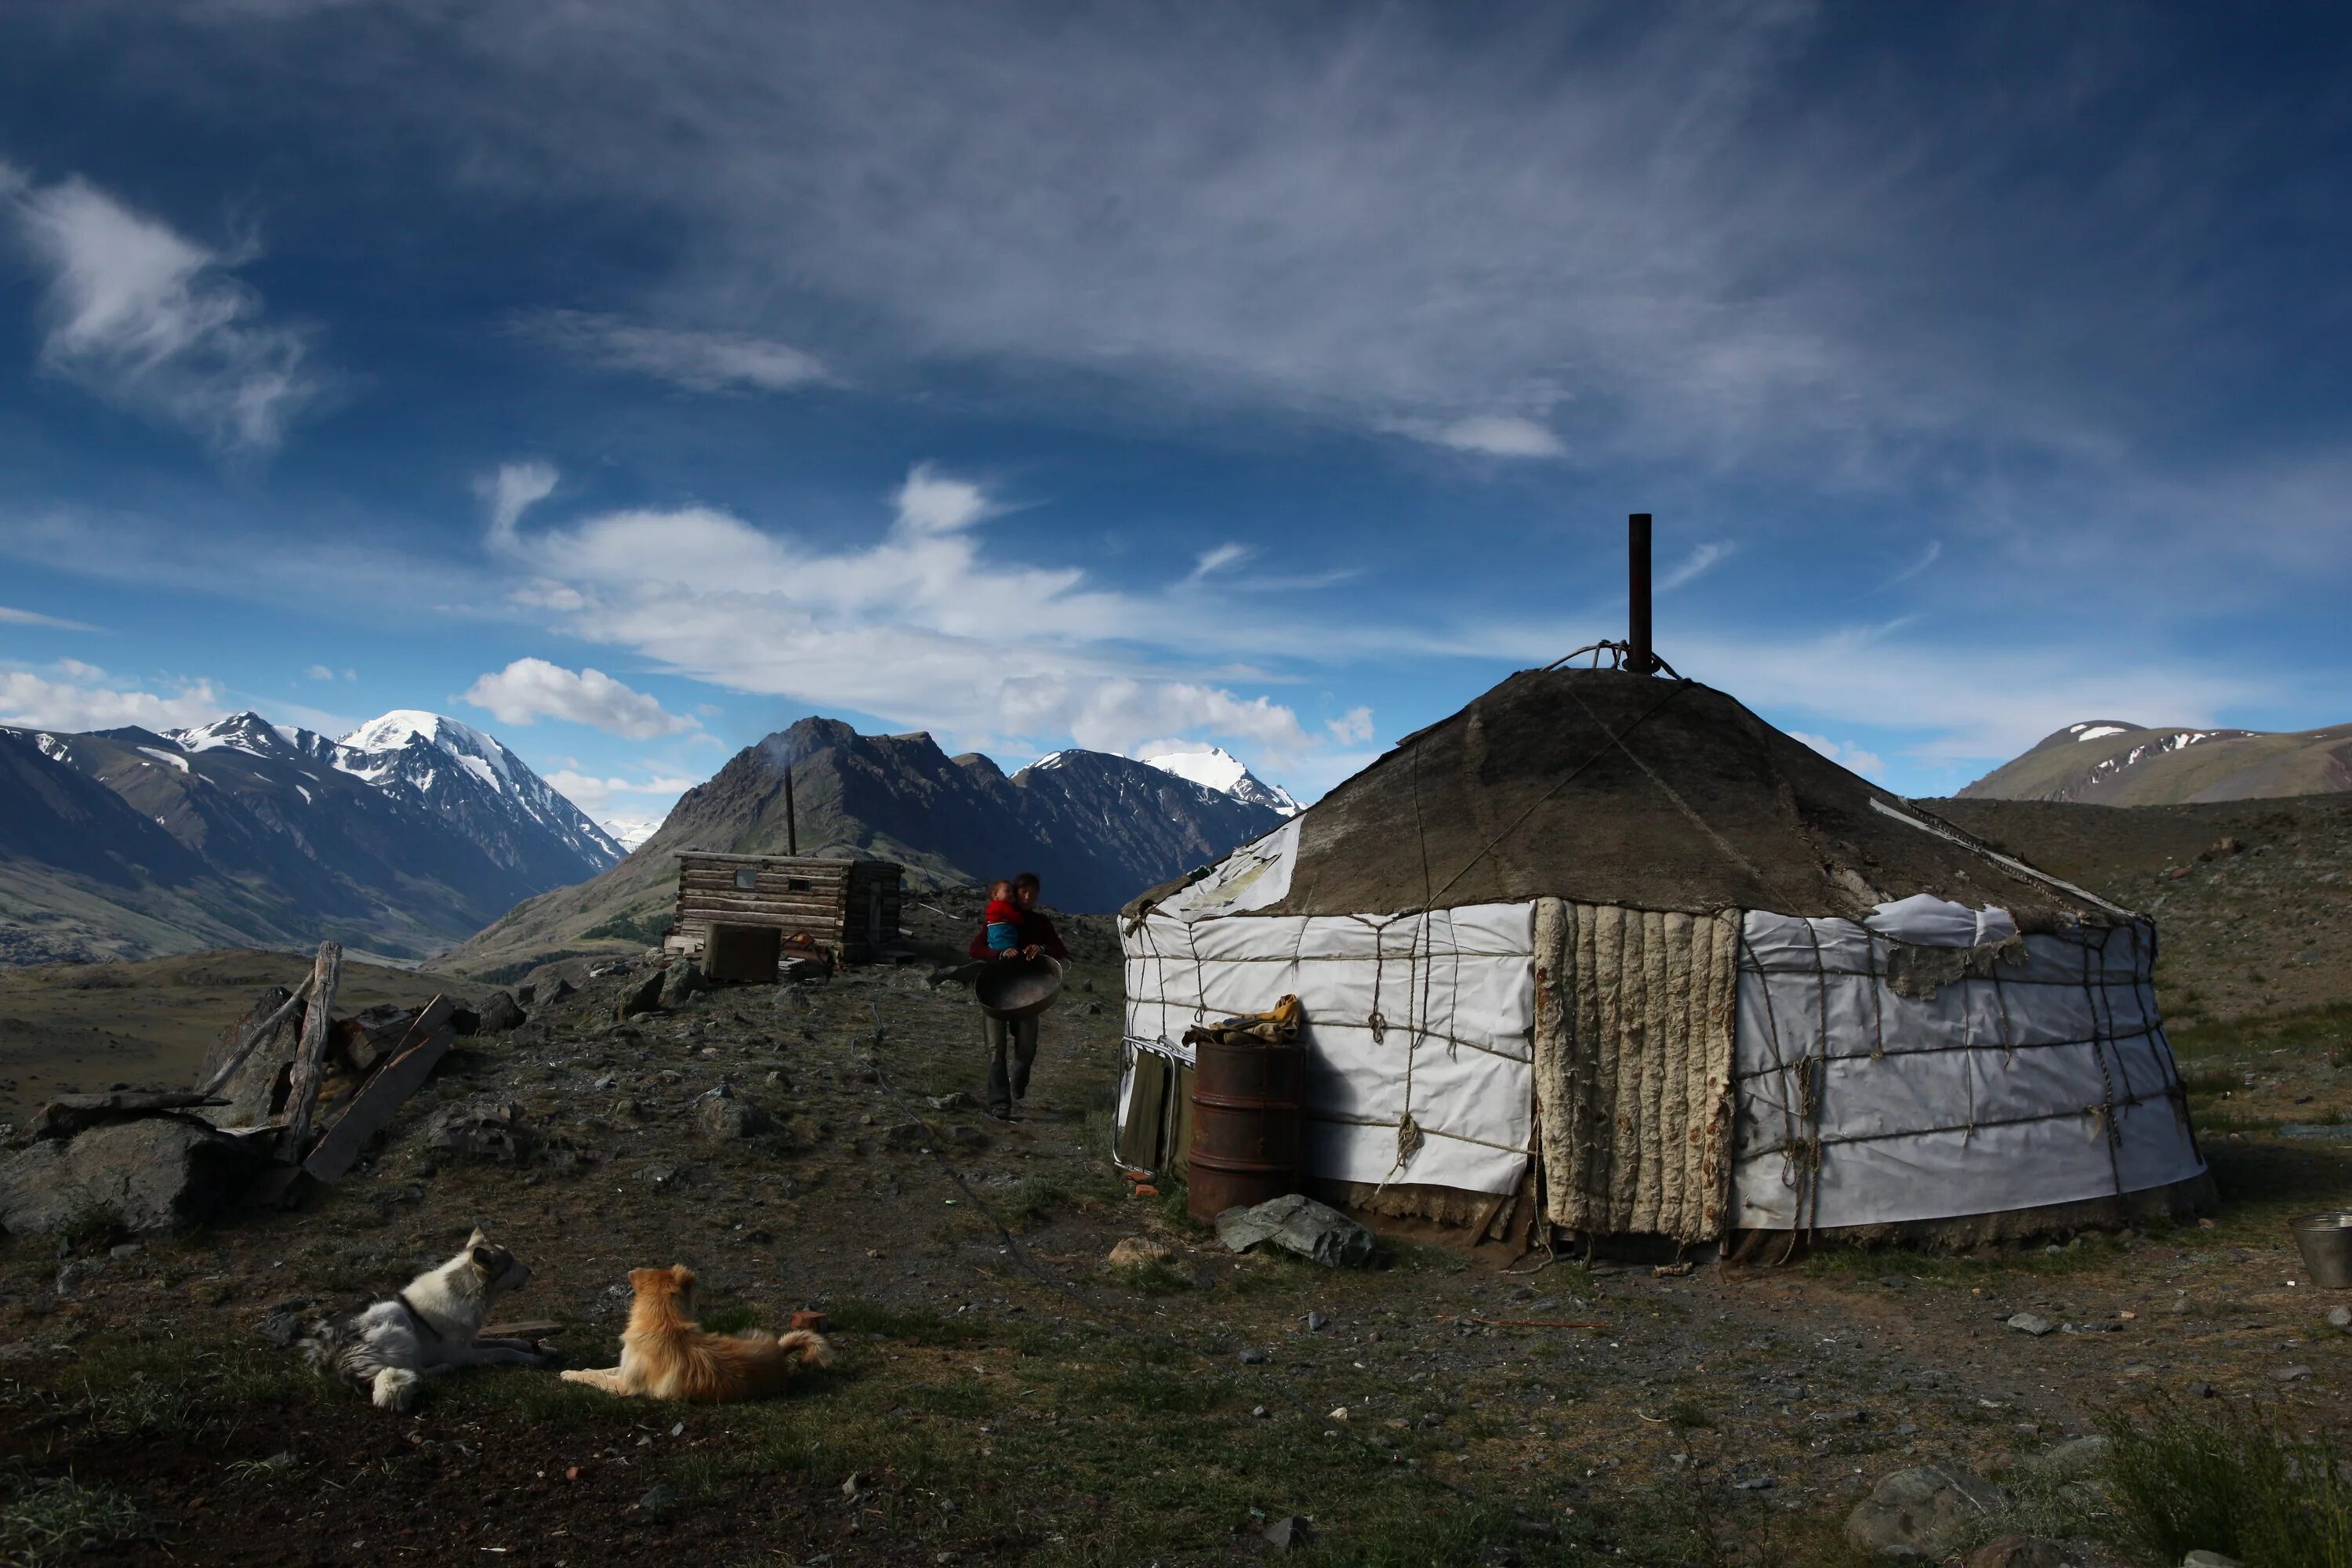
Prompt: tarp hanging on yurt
<box><xmin>1118</xmin><ymin>668</ymin><xmax>2209</xmax><ymax>1246</ymax></box>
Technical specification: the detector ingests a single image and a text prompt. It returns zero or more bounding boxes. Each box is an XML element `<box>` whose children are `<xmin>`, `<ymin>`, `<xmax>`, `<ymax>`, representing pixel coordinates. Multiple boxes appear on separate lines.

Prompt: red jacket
<box><xmin>970</xmin><ymin>906</ymin><xmax>1068</xmax><ymax>961</ymax></box>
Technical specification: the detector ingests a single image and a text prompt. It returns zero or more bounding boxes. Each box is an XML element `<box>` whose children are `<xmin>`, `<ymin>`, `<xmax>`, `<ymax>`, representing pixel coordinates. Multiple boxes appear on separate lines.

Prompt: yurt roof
<box><xmin>1129</xmin><ymin>668</ymin><xmax>2128</xmax><ymax>931</ymax></box>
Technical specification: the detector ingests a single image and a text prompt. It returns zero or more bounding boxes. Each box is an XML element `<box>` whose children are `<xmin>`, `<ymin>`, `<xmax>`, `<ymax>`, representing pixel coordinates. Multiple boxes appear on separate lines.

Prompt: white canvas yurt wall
<box><xmin>1117</xmin><ymin>670</ymin><xmax>2209</xmax><ymax>1245</ymax></box>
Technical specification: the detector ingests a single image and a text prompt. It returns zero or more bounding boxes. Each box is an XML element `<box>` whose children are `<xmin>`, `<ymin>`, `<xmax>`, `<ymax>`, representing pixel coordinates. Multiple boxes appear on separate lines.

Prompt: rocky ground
<box><xmin>0</xmin><ymin>898</ymin><xmax>2347</xmax><ymax>1565</ymax></box>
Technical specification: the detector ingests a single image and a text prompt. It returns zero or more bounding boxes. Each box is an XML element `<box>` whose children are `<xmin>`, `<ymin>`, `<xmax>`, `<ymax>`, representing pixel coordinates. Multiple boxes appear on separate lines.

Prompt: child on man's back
<box><xmin>983</xmin><ymin>880</ymin><xmax>1025</xmax><ymax>953</ymax></box>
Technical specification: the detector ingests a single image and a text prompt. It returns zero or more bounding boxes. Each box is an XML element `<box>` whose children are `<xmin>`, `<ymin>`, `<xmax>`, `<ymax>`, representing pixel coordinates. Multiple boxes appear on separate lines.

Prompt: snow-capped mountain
<box><xmin>1140</xmin><ymin>745</ymin><xmax>1301</xmax><ymax>817</ymax></box>
<box><xmin>0</xmin><ymin>707</ymin><xmax>630</xmax><ymax>966</ymax></box>
<box><xmin>601</xmin><ymin>815</ymin><xmax>664</xmax><ymax>853</ymax></box>
<box><xmin>331</xmin><ymin>711</ymin><xmax>626</xmax><ymax>868</ymax></box>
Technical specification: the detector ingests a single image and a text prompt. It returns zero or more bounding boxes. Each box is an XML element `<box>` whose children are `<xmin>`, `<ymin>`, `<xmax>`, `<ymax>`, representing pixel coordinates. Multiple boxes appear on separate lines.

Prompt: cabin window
<box><xmin>734</xmin><ymin>867</ymin><xmax>758</xmax><ymax>890</ymax></box>
<box><xmin>787</xmin><ymin>877</ymin><xmax>811</xmax><ymax>891</ymax></box>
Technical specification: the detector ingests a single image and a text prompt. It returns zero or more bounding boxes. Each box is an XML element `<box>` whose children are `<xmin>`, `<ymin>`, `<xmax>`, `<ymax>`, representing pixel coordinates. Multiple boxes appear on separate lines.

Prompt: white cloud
<box><xmin>1789</xmin><ymin>731</ymin><xmax>1887</xmax><ymax>781</ymax></box>
<box><xmin>542</xmin><ymin>767</ymin><xmax>699</xmax><ymax>815</ymax></box>
<box><xmin>892</xmin><ymin>463</ymin><xmax>995</xmax><ymax>535</ymax></box>
<box><xmin>3</xmin><ymin>167</ymin><xmax>322</xmax><ymax>452</ymax></box>
<box><xmin>1325</xmin><ymin>705</ymin><xmax>1374</xmax><ymax>746</ymax></box>
<box><xmin>1657</xmin><ymin>541</ymin><xmax>1733</xmax><ymax>592</ymax></box>
<box><xmin>502</xmin><ymin>462</ymin><xmax>1330</xmax><ymax>761</ymax></box>
<box><xmin>1189</xmin><ymin>543</ymin><xmax>1251</xmax><ymax>581</ymax></box>
<box><xmin>461</xmin><ymin>657</ymin><xmax>698</xmax><ymax>739</ymax></box>
<box><xmin>515</xmin><ymin>310</ymin><xmax>828</xmax><ymax>393</ymax></box>
<box><xmin>477</xmin><ymin>459</ymin><xmax>558</xmax><ymax>548</ymax></box>
<box><xmin>0</xmin><ymin>604</ymin><xmax>100</xmax><ymax>631</ymax></box>
<box><xmin>1411</xmin><ymin>415</ymin><xmax>1566</xmax><ymax>459</ymax></box>
<box><xmin>304</xmin><ymin>663</ymin><xmax>335</xmax><ymax>681</ymax></box>
<box><xmin>0</xmin><ymin>669</ymin><xmax>224</xmax><ymax>733</ymax></box>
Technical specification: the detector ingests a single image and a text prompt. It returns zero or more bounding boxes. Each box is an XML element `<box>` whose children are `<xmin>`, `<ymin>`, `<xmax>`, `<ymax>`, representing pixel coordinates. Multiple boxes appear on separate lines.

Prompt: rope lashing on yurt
<box><xmin>2080</xmin><ymin>931</ymin><xmax>2129</xmax><ymax>1199</ymax></box>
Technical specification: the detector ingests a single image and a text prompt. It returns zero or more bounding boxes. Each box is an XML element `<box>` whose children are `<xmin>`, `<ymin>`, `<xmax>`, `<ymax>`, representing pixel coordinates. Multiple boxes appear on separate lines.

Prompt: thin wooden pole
<box><xmin>277</xmin><ymin>940</ymin><xmax>342</xmax><ymax>1161</ymax></box>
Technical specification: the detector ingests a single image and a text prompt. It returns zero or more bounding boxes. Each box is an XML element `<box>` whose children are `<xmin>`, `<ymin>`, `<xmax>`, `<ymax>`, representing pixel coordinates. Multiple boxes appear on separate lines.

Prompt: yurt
<box><xmin>1116</xmin><ymin>666</ymin><xmax>2209</xmax><ymax>1252</ymax></box>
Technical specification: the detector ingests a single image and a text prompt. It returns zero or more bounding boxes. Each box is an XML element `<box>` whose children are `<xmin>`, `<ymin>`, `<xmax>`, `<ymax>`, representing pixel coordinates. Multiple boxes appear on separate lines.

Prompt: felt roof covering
<box><xmin>1131</xmin><ymin>669</ymin><xmax>2127</xmax><ymax>931</ymax></box>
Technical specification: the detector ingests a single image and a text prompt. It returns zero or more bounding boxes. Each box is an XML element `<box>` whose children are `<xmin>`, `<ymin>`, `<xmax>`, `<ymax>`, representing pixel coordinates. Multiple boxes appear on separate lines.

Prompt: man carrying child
<box><xmin>967</xmin><ymin>870</ymin><xmax>1069</xmax><ymax>1120</ymax></box>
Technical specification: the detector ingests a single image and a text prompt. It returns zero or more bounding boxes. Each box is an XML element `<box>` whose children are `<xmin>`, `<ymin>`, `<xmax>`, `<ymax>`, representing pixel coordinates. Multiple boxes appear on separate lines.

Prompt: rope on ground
<box><xmin>861</xmin><ymin>996</ymin><xmax>1532</xmax><ymax>1523</ymax></box>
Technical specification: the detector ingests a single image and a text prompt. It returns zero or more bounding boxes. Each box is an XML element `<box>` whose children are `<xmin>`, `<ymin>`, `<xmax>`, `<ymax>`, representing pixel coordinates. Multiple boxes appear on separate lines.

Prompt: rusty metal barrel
<box><xmin>1186</xmin><ymin>1036</ymin><xmax>1306</xmax><ymax>1224</ymax></box>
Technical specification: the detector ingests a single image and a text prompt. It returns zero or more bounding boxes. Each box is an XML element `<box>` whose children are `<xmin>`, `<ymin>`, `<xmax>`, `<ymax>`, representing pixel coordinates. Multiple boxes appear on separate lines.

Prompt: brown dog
<box><xmin>561</xmin><ymin>1265</ymin><xmax>831</xmax><ymax>1403</ymax></box>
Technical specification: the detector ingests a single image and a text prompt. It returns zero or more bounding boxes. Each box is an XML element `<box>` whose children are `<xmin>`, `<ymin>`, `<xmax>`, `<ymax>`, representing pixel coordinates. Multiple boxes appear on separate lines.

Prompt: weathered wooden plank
<box><xmin>276</xmin><ymin>941</ymin><xmax>342</xmax><ymax>1162</ymax></box>
<box><xmin>678</xmin><ymin>873</ymin><xmax>848</xmax><ymax>889</ymax></box>
<box><xmin>670</xmin><ymin>851</ymin><xmax>881</xmax><ymax>868</ymax></box>
<box><xmin>677</xmin><ymin>899</ymin><xmax>851</xmax><ymax>921</ymax></box>
<box><xmin>303</xmin><ymin>1022</ymin><xmax>452</xmax><ymax>1181</ymax></box>
<box><xmin>677</xmin><ymin>912</ymin><xmax>851</xmax><ymax>933</ymax></box>
<box><xmin>677</xmin><ymin>890</ymin><xmax>851</xmax><ymax>909</ymax></box>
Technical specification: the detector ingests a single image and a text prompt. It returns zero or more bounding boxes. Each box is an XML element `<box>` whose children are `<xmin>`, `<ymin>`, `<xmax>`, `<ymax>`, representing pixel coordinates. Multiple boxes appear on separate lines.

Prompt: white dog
<box><xmin>303</xmin><ymin>1228</ymin><xmax>548</xmax><ymax>1410</ymax></box>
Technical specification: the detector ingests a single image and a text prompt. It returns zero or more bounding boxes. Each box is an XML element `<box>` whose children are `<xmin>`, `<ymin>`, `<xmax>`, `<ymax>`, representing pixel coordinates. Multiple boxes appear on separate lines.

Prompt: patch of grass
<box><xmin>1109</xmin><ymin>1259</ymin><xmax>1193</xmax><ymax>1297</ymax></box>
<box><xmin>2107</xmin><ymin>1392</ymin><xmax>2352</xmax><ymax>1561</ymax></box>
<box><xmin>999</xmin><ymin>1174</ymin><xmax>1069</xmax><ymax>1230</ymax></box>
<box><xmin>1085</xmin><ymin>1361</ymin><xmax>1233</xmax><ymax>1415</ymax></box>
<box><xmin>696</xmin><ymin>1302</ymin><xmax>760</xmax><ymax>1334</ymax></box>
<box><xmin>2101</xmin><ymin>1396</ymin><xmax>2352</xmax><ymax>1568</ymax></box>
<box><xmin>824</xmin><ymin>1297</ymin><xmax>989</xmax><ymax>1346</ymax></box>
<box><xmin>906</xmin><ymin>1377</ymin><xmax>998</xmax><ymax>1417</ymax></box>
<box><xmin>1662</xmin><ymin>1399</ymin><xmax>1714</xmax><ymax>1431</ymax></box>
<box><xmin>582</xmin><ymin>909</ymin><xmax>676</xmax><ymax>946</ymax></box>
<box><xmin>0</xmin><ymin>1471</ymin><xmax>155</xmax><ymax>1564</ymax></box>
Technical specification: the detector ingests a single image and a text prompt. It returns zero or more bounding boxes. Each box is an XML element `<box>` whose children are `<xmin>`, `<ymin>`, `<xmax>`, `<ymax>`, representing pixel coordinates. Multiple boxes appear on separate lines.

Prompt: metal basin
<box><xmin>973</xmin><ymin>954</ymin><xmax>1065</xmax><ymax>1020</ymax></box>
<box><xmin>2292</xmin><ymin>1210</ymin><xmax>2352</xmax><ymax>1288</ymax></box>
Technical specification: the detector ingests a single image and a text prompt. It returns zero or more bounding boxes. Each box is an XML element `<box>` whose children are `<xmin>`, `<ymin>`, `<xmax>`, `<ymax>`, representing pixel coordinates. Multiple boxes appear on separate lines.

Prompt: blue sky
<box><xmin>3</xmin><ymin>2</ymin><xmax>2350</xmax><ymax>829</ymax></box>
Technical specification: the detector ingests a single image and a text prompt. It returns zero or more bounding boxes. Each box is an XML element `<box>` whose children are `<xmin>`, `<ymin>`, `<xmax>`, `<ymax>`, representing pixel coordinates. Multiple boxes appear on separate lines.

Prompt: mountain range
<box><xmin>445</xmin><ymin>717</ymin><xmax>1288</xmax><ymax>975</ymax></box>
<box><xmin>0</xmin><ymin>710</ymin><xmax>622</xmax><ymax>966</ymax></box>
<box><xmin>1960</xmin><ymin>718</ymin><xmax>2352</xmax><ymax>805</ymax></box>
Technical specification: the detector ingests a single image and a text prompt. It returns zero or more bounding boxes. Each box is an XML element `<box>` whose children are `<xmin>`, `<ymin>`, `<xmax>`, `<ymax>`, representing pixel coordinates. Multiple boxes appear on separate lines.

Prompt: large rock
<box><xmin>420</xmin><ymin>1098</ymin><xmax>539</xmax><ymax>1163</ymax></box>
<box><xmin>662</xmin><ymin>963</ymin><xmax>708</xmax><ymax>1008</ymax></box>
<box><xmin>616</xmin><ymin>971</ymin><xmax>665</xmax><ymax>1020</ymax></box>
<box><xmin>1215</xmin><ymin>1193</ymin><xmax>1377</xmax><ymax>1269</ymax></box>
<box><xmin>475</xmin><ymin>991</ymin><xmax>527</xmax><ymax>1035</ymax></box>
<box><xmin>695</xmin><ymin>1086</ymin><xmax>775</xmax><ymax>1141</ymax></box>
<box><xmin>0</xmin><ymin>1119</ymin><xmax>267</xmax><ymax>1236</ymax></box>
<box><xmin>1108</xmin><ymin>1236</ymin><xmax>1174</xmax><ymax>1270</ymax></box>
<box><xmin>1846</xmin><ymin>1466</ymin><xmax>2011</xmax><ymax>1559</ymax></box>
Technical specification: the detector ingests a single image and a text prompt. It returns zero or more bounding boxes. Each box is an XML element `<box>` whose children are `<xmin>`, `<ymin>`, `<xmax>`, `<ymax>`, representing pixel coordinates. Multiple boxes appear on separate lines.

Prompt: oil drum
<box><xmin>1186</xmin><ymin>1036</ymin><xmax>1306</xmax><ymax>1224</ymax></box>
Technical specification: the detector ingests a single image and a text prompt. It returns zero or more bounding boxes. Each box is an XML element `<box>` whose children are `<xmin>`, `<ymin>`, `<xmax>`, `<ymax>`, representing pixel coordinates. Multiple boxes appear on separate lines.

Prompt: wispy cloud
<box><xmin>477</xmin><ymin>459</ymin><xmax>558</xmax><ymax>548</ymax></box>
<box><xmin>1879</xmin><ymin>539</ymin><xmax>1942</xmax><ymax>589</ymax></box>
<box><xmin>1401</xmin><ymin>415</ymin><xmax>1566</xmax><ymax>459</ymax></box>
<box><xmin>0</xmin><ymin>604</ymin><xmax>100</xmax><ymax>632</ymax></box>
<box><xmin>2</xmin><ymin>162</ymin><xmax>323</xmax><ymax>452</ymax></box>
<box><xmin>1657</xmin><ymin>541</ymin><xmax>1733</xmax><ymax>592</ymax></box>
<box><xmin>515</xmin><ymin>310</ymin><xmax>829</xmax><ymax>394</ymax></box>
<box><xmin>461</xmin><ymin>657</ymin><xmax>698</xmax><ymax>739</ymax></box>
<box><xmin>1189</xmin><ymin>543</ymin><xmax>1251</xmax><ymax>581</ymax></box>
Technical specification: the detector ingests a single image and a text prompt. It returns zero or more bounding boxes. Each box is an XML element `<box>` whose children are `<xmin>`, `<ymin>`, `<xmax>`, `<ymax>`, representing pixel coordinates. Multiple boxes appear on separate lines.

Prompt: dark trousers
<box><xmin>985</xmin><ymin>1012</ymin><xmax>1040</xmax><ymax>1113</ymax></box>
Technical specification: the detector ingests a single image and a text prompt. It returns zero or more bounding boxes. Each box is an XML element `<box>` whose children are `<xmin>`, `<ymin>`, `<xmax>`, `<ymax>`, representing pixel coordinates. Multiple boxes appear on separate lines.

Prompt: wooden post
<box><xmin>277</xmin><ymin>940</ymin><xmax>342</xmax><ymax>1162</ymax></box>
<box><xmin>197</xmin><ymin>974</ymin><xmax>313</xmax><ymax>1098</ymax></box>
<box><xmin>785</xmin><ymin>768</ymin><xmax>798</xmax><ymax>856</ymax></box>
